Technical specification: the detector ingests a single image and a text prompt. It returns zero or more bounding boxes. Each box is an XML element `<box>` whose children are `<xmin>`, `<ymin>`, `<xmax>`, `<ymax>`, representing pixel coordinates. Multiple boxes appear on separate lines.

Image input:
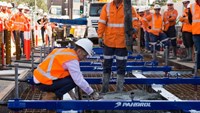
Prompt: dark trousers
<box><xmin>37</xmin><ymin>76</ymin><xmax>76</xmax><ymax>99</ymax></box>
<box><xmin>182</xmin><ymin>32</ymin><xmax>193</xmax><ymax>48</ymax></box>
<box><xmin>193</xmin><ymin>35</ymin><xmax>200</xmax><ymax>69</ymax></box>
<box><xmin>41</xmin><ymin>27</ymin><xmax>45</xmax><ymax>43</ymax></box>
<box><xmin>103</xmin><ymin>45</ymin><xmax>128</xmax><ymax>75</ymax></box>
<box><xmin>166</xmin><ymin>26</ymin><xmax>177</xmax><ymax>47</ymax></box>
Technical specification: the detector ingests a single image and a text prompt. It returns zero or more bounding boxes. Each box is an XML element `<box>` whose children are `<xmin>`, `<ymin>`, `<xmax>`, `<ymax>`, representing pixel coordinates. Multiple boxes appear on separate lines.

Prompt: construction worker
<box><xmin>188</xmin><ymin>0</ymin><xmax>200</xmax><ymax>73</ymax></box>
<box><xmin>138</xmin><ymin>8</ymin><xmax>145</xmax><ymax>51</ymax></box>
<box><xmin>37</xmin><ymin>12</ymin><xmax>48</xmax><ymax>44</ymax></box>
<box><xmin>179</xmin><ymin>0</ymin><xmax>193</xmax><ymax>61</ymax></box>
<box><xmin>163</xmin><ymin>0</ymin><xmax>178</xmax><ymax>59</ymax></box>
<box><xmin>145</xmin><ymin>4</ymin><xmax>169</xmax><ymax>54</ymax></box>
<box><xmin>11</xmin><ymin>4</ymin><xmax>28</xmax><ymax>59</ymax></box>
<box><xmin>33</xmin><ymin>38</ymin><xmax>99</xmax><ymax>100</ymax></box>
<box><xmin>98</xmin><ymin>0</ymin><xmax>138</xmax><ymax>93</ymax></box>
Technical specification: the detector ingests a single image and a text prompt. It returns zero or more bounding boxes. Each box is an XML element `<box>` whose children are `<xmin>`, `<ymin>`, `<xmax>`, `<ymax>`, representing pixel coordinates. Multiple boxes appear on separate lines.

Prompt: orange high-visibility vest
<box><xmin>98</xmin><ymin>1</ymin><xmax>138</xmax><ymax>48</ymax></box>
<box><xmin>163</xmin><ymin>9</ymin><xmax>178</xmax><ymax>31</ymax></box>
<box><xmin>33</xmin><ymin>48</ymin><xmax>79</xmax><ymax>85</ymax></box>
<box><xmin>142</xmin><ymin>13</ymin><xmax>152</xmax><ymax>31</ymax></box>
<box><xmin>148</xmin><ymin>14</ymin><xmax>163</xmax><ymax>36</ymax></box>
<box><xmin>11</xmin><ymin>12</ymin><xmax>27</xmax><ymax>31</ymax></box>
<box><xmin>0</xmin><ymin>18</ymin><xmax>3</xmax><ymax>32</ymax></box>
<box><xmin>179</xmin><ymin>8</ymin><xmax>192</xmax><ymax>33</ymax></box>
<box><xmin>190</xmin><ymin>3</ymin><xmax>200</xmax><ymax>35</ymax></box>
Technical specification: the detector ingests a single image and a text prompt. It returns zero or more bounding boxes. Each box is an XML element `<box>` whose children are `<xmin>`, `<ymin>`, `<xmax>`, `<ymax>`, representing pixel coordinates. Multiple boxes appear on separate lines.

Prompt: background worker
<box><xmin>33</xmin><ymin>38</ymin><xmax>99</xmax><ymax>100</ymax></box>
<box><xmin>98</xmin><ymin>0</ymin><xmax>138</xmax><ymax>93</ymax></box>
<box><xmin>188</xmin><ymin>0</ymin><xmax>200</xmax><ymax>74</ymax></box>
<box><xmin>37</xmin><ymin>12</ymin><xmax>48</xmax><ymax>44</ymax></box>
<box><xmin>163</xmin><ymin>0</ymin><xmax>178</xmax><ymax>59</ymax></box>
<box><xmin>179</xmin><ymin>0</ymin><xmax>193</xmax><ymax>61</ymax></box>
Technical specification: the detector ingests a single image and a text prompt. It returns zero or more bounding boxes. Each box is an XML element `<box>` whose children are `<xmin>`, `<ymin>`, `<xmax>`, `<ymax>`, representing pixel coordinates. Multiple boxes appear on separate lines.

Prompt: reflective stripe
<box><xmin>169</xmin><ymin>37</ymin><xmax>176</xmax><ymax>40</ymax></box>
<box><xmin>103</xmin><ymin>55</ymin><xmax>114</xmax><ymax>59</ymax></box>
<box><xmin>37</xmin><ymin>49</ymin><xmax>77</xmax><ymax>80</ymax></box>
<box><xmin>106</xmin><ymin>3</ymin><xmax>110</xmax><ymax>19</ymax></box>
<box><xmin>149</xmin><ymin>42</ymin><xmax>157</xmax><ymax>45</ymax></box>
<box><xmin>99</xmin><ymin>19</ymin><xmax>106</xmax><ymax>24</ymax></box>
<box><xmin>132</xmin><ymin>17</ymin><xmax>138</xmax><ymax>21</ymax></box>
<box><xmin>191</xmin><ymin>4</ymin><xmax>195</xmax><ymax>15</ymax></box>
<box><xmin>116</xmin><ymin>56</ymin><xmax>127</xmax><ymax>60</ymax></box>
<box><xmin>193</xmin><ymin>20</ymin><xmax>200</xmax><ymax>23</ymax></box>
<box><xmin>160</xmin><ymin>38</ymin><xmax>169</xmax><ymax>43</ymax></box>
<box><xmin>107</xmin><ymin>23</ymin><xmax>124</xmax><ymax>27</ymax></box>
<box><xmin>14</xmin><ymin>22</ymin><xmax>24</xmax><ymax>24</ymax></box>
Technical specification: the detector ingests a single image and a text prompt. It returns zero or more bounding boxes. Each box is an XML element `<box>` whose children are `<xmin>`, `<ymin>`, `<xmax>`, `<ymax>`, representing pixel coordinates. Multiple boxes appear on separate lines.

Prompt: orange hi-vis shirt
<box><xmin>98</xmin><ymin>1</ymin><xmax>138</xmax><ymax>48</ymax></box>
<box><xmin>11</xmin><ymin>12</ymin><xmax>27</xmax><ymax>31</ymax></box>
<box><xmin>145</xmin><ymin>13</ymin><xmax>163</xmax><ymax>36</ymax></box>
<box><xmin>163</xmin><ymin>9</ymin><xmax>178</xmax><ymax>31</ymax></box>
<box><xmin>179</xmin><ymin>8</ymin><xmax>192</xmax><ymax>33</ymax></box>
<box><xmin>33</xmin><ymin>48</ymin><xmax>79</xmax><ymax>85</ymax></box>
<box><xmin>141</xmin><ymin>12</ymin><xmax>152</xmax><ymax>31</ymax></box>
<box><xmin>190</xmin><ymin>3</ymin><xmax>200</xmax><ymax>35</ymax></box>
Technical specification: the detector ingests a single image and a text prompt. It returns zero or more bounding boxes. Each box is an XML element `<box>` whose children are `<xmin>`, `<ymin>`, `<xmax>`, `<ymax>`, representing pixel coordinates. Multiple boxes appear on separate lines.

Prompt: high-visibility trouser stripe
<box><xmin>116</xmin><ymin>56</ymin><xmax>128</xmax><ymax>60</ymax></box>
<box><xmin>106</xmin><ymin>3</ymin><xmax>110</xmax><ymax>19</ymax></box>
<box><xmin>193</xmin><ymin>20</ymin><xmax>200</xmax><ymax>23</ymax></box>
<box><xmin>107</xmin><ymin>23</ymin><xmax>124</xmax><ymax>27</ymax></box>
<box><xmin>99</xmin><ymin>19</ymin><xmax>106</xmax><ymax>24</ymax></box>
<box><xmin>103</xmin><ymin>55</ymin><xmax>114</xmax><ymax>59</ymax></box>
<box><xmin>169</xmin><ymin>37</ymin><xmax>176</xmax><ymax>40</ymax></box>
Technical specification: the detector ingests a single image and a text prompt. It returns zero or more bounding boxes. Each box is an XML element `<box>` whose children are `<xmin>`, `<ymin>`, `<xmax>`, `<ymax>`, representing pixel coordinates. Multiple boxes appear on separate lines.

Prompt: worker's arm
<box><xmin>98</xmin><ymin>4</ymin><xmax>108</xmax><ymax>38</ymax></box>
<box><xmin>63</xmin><ymin>60</ymin><xmax>94</xmax><ymax>95</ymax></box>
<box><xmin>132</xmin><ymin>7</ymin><xmax>139</xmax><ymax>32</ymax></box>
<box><xmin>168</xmin><ymin>10</ymin><xmax>178</xmax><ymax>22</ymax></box>
<box><xmin>188</xmin><ymin>8</ymin><xmax>192</xmax><ymax>24</ymax></box>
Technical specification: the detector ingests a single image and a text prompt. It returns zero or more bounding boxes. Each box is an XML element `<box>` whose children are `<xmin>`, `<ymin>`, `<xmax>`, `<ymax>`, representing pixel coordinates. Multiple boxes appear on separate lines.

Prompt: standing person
<box><xmin>163</xmin><ymin>0</ymin><xmax>178</xmax><ymax>59</ymax></box>
<box><xmin>98</xmin><ymin>0</ymin><xmax>138</xmax><ymax>93</ymax></box>
<box><xmin>33</xmin><ymin>38</ymin><xmax>99</xmax><ymax>100</ymax></box>
<box><xmin>37</xmin><ymin>12</ymin><xmax>48</xmax><ymax>44</ymax></box>
<box><xmin>179</xmin><ymin>0</ymin><xmax>193</xmax><ymax>61</ymax></box>
<box><xmin>188</xmin><ymin>0</ymin><xmax>200</xmax><ymax>73</ymax></box>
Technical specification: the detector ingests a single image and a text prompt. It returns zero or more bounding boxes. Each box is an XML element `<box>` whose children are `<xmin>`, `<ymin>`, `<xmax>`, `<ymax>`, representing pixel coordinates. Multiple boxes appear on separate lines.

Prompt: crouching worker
<box><xmin>33</xmin><ymin>38</ymin><xmax>99</xmax><ymax>100</ymax></box>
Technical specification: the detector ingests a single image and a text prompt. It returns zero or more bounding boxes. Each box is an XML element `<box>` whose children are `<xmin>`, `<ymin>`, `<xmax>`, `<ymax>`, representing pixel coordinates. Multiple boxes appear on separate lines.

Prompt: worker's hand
<box><xmin>98</xmin><ymin>38</ymin><xmax>104</xmax><ymax>47</ymax></box>
<box><xmin>90</xmin><ymin>91</ymin><xmax>100</xmax><ymax>100</ymax></box>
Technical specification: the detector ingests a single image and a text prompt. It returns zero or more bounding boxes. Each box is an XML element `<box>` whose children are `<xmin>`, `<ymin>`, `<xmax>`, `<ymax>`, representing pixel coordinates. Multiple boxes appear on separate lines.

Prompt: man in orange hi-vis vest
<box><xmin>98</xmin><ymin>0</ymin><xmax>138</xmax><ymax>93</ymax></box>
<box><xmin>188</xmin><ymin>0</ymin><xmax>200</xmax><ymax>74</ymax></box>
<box><xmin>163</xmin><ymin>0</ymin><xmax>178</xmax><ymax>59</ymax></box>
<box><xmin>33</xmin><ymin>39</ymin><xmax>99</xmax><ymax>100</ymax></box>
<box><xmin>179</xmin><ymin>0</ymin><xmax>193</xmax><ymax>61</ymax></box>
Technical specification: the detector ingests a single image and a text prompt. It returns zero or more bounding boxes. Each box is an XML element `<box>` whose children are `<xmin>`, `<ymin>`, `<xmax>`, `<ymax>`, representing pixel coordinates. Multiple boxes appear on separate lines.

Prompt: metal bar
<box><xmin>7</xmin><ymin>99</ymin><xmax>200</xmax><ymax>111</ymax></box>
<box><xmin>15</xmin><ymin>64</ymin><xmax>19</xmax><ymax>99</ymax></box>
<box><xmin>7</xmin><ymin>64</ymin><xmax>37</xmax><ymax>69</ymax></box>
<box><xmin>80</xmin><ymin>66</ymin><xmax>172</xmax><ymax>72</ymax></box>
<box><xmin>85</xmin><ymin>77</ymin><xmax>200</xmax><ymax>85</ymax></box>
<box><xmin>87</xmin><ymin>55</ymin><xmax>143</xmax><ymax>60</ymax></box>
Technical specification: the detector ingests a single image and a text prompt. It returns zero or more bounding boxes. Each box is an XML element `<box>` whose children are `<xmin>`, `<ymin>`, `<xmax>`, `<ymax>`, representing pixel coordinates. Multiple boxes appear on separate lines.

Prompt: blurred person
<box><xmin>163</xmin><ymin>0</ymin><xmax>178</xmax><ymax>59</ymax></box>
<box><xmin>179</xmin><ymin>0</ymin><xmax>193</xmax><ymax>61</ymax></box>
<box><xmin>33</xmin><ymin>38</ymin><xmax>99</xmax><ymax>100</ymax></box>
<box><xmin>188</xmin><ymin>0</ymin><xmax>200</xmax><ymax>74</ymax></box>
<box><xmin>37</xmin><ymin>12</ymin><xmax>48</xmax><ymax>44</ymax></box>
<box><xmin>98</xmin><ymin>0</ymin><xmax>138</xmax><ymax>93</ymax></box>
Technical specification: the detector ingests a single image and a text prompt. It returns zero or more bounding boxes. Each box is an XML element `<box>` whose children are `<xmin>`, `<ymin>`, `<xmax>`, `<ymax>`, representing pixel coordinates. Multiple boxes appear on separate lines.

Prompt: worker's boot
<box><xmin>186</xmin><ymin>47</ymin><xmax>192</xmax><ymax>61</ymax></box>
<box><xmin>42</xmin><ymin>92</ymin><xmax>57</xmax><ymax>100</ymax></box>
<box><xmin>116</xmin><ymin>74</ymin><xmax>125</xmax><ymax>93</ymax></box>
<box><xmin>101</xmin><ymin>73</ymin><xmax>110</xmax><ymax>94</ymax></box>
<box><xmin>169</xmin><ymin>46</ymin><xmax>177</xmax><ymax>59</ymax></box>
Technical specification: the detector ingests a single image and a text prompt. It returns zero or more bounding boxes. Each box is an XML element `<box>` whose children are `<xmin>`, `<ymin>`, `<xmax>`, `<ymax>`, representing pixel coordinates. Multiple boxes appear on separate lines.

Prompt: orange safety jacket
<box><xmin>0</xmin><ymin>18</ymin><xmax>3</xmax><ymax>32</ymax></box>
<box><xmin>11</xmin><ymin>12</ymin><xmax>27</xmax><ymax>31</ymax></box>
<box><xmin>163</xmin><ymin>9</ymin><xmax>178</xmax><ymax>31</ymax></box>
<box><xmin>24</xmin><ymin>16</ymin><xmax>31</xmax><ymax>31</ymax></box>
<box><xmin>179</xmin><ymin>8</ymin><xmax>192</xmax><ymax>33</ymax></box>
<box><xmin>98</xmin><ymin>1</ymin><xmax>138</xmax><ymax>48</ymax></box>
<box><xmin>190</xmin><ymin>3</ymin><xmax>200</xmax><ymax>35</ymax></box>
<box><xmin>146</xmin><ymin>14</ymin><xmax>163</xmax><ymax>36</ymax></box>
<box><xmin>141</xmin><ymin>13</ymin><xmax>152</xmax><ymax>32</ymax></box>
<box><xmin>33</xmin><ymin>48</ymin><xmax>79</xmax><ymax>85</ymax></box>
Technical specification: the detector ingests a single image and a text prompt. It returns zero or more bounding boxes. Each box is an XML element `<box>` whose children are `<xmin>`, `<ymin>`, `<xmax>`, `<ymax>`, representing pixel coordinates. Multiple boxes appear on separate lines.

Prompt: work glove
<box><xmin>98</xmin><ymin>38</ymin><xmax>104</xmax><ymax>47</ymax></box>
<box><xmin>90</xmin><ymin>91</ymin><xmax>100</xmax><ymax>100</ymax></box>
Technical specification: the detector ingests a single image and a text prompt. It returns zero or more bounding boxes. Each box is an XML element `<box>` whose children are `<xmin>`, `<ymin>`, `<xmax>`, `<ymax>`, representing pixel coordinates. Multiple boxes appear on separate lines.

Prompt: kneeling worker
<box><xmin>33</xmin><ymin>38</ymin><xmax>99</xmax><ymax>100</ymax></box>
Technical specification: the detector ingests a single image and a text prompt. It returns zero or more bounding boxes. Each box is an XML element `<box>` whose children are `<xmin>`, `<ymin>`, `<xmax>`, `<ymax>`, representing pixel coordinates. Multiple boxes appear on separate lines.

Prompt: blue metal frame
<box><xmin>87</xmin><ymin>54</ymin><xmax>143</xmax><ymax>60</ymax></box>
<box><xmin>8</xmin><ymin>99</ymin><xmax>200</xmax><ymax>112</ymax></box>
<box><xmin>80</xmin><ymin>66</ymin><xmax>171</xmax><ymax>72</ymax></box>
<box><xmin>80</xmin><ymin>60</ymin><xmax>158</xmax><ymax>66</ymax></box>
<box><xmin>85</xmin><ymin>77</ymin><xmax>200</xmax><ymax>85</ymax></box>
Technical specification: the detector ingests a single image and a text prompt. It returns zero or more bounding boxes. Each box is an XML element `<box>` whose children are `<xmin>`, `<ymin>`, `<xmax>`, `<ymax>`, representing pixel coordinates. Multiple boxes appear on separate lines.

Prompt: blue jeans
<box><xmin>103</xmin><ymin>45</ymin><xmax>128</xmax><ymax>75</ymax></box>
<box><xmin>149</xmin><ymin>33</ymin><xmax>169</xmax><ymax>51</ymax></box>
<box><xmin>37</xmin><ymin>76</ymin><xmax>76</xmax><ymax>99</ymax></box>
<box><xmin>193</xmin><ymin>35</ymin><xmax>200</xmax><ymax>69</ymax></box>
<box><xmin>144</xmin><ymin>31</ymin><xmax>150</xmax><ymax>50</ymax></box>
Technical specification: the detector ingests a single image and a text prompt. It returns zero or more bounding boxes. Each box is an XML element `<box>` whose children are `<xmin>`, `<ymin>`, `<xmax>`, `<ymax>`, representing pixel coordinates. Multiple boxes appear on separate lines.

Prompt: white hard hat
<box><xmin>1</xmin><ymin>2</ymin><xmax>7</xmax><ymax>7</ymax></box>
<box><xmin>7</xmin><ymin>3</ymin><xmax>13</xmax><ymax>8</ymax></box>
<box><xmin>187</xmin><ymin>3</ymin><xmax>191</xmax><ymax>8</ymax></box>
<box><xmin>145</xmin><ymin>6</ymin><xmax>150</xmax><ymax>11</ymax></box>
<box><xmin>154</xmin><ymin>4</ymin><xmax>161</xmax><ymax>9</ymax></box>
<box><xmin>167</xmin><ymin>0</ymin><xmax>174</xmax><ymax>4</ymax></box>
<box><xmin>182</xmin><ymin>0</ymin><xmax>190</xmax><ymax>3</ymax></box>
<box><xmin>24</xmin><ymin>6</ymin><xmax>29</xmax><ymax>10</ymax></box>
<box><xmin>138</xmin><ymin>8</ymin><xmax>145</xmax><ymax>13</ymax></box>
<box><xmin>17</xmin><ymin>4</ymin><xmax>24</xmax><ymax>9</ymax></box>
<box><xmin>43</xmin><ymin>12</ymin><xmax>48</xmax><ymax>16</ymax></box>
<box><xmin>75</xmin><ymin>38</ymin><xmax>93</xmax><ymax>56</ymax></box>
